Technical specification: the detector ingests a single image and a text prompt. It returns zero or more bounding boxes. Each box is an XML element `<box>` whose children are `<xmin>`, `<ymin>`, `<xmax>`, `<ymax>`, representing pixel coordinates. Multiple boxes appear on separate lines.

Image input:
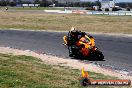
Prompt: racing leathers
<box><xmin>67</xmin><ymin>31</ymin><xmax>86</xmax><ymax>56</ymax></box>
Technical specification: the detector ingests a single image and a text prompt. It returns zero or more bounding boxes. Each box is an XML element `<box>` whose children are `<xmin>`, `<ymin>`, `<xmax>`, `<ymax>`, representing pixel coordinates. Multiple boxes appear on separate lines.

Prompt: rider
<box><xmin>67</xmin><ymin>27</ymin><xmax>88</xmax><ymax>56</ymax></box>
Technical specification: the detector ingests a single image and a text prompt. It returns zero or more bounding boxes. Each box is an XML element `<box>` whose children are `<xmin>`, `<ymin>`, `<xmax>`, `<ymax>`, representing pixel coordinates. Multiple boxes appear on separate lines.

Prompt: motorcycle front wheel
<box><xmin>95</xmin><ymin>50</ymin><xmax>104</xmax><ymax>61</ymax></box>
<box><xmin>89</xmin><ymin>49</ymin><xmax>104</xmax><ymax>61</ymax></box>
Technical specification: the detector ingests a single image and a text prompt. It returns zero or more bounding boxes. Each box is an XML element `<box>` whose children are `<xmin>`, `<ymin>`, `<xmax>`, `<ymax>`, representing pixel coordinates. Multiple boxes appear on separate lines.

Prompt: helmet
<box><xmin>69</xmin><ymin>27</ymin><xmax>77</xmax><ymax>36</ymax></box>
<box><xmin>70</xmin><ymin>27</ymin><xmax>77</xmax><ymax>32</ymax></box>
<box><xmin>69</xmin><ymin>27</ymin><xmax>80</xmax><ymax>38</ymax></box>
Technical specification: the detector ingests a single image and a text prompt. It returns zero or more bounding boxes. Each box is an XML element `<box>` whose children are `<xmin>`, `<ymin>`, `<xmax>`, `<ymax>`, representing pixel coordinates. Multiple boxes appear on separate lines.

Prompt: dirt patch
<box><xmin>0</xmin><ymin>46</ymin><xmax>131</xmax><ymax>81</ymax></box>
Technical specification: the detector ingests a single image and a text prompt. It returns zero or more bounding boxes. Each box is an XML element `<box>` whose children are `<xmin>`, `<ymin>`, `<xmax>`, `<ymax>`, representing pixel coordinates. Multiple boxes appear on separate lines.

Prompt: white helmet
<box><xmin>70</xmin><ymin>27</ymin><xmax>77</xmax><ymax>32</ymax></box>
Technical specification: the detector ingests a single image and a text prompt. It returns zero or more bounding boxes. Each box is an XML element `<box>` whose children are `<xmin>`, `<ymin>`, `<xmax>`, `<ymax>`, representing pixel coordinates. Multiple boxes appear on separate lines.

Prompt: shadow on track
<box><xmin>70</xmin><ymin>56</ymin><xmax>105</xmax><ymax>61</ymax></box>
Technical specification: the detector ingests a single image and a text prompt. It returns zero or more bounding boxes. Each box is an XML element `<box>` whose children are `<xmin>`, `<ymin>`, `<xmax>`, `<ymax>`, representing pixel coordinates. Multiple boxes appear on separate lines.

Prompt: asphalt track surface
<box><xmin>0</xmin><ymin>30</ymin><xmax>132</xmax><ymax>72</ymax></box>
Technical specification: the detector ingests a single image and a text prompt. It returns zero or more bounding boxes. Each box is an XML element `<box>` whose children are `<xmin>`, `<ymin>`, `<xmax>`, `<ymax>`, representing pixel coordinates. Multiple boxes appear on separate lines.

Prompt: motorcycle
<box><xmin>63</xmin><ymin>34</ymin><xmax>104</xmax><ymax>60</ymax></box>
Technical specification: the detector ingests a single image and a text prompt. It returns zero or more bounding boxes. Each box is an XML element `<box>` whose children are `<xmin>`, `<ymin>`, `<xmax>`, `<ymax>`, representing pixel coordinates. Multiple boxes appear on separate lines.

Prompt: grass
<box><xmin>0</xmin><ymin>11</ymin><xmax>132</xmax><ymax>34</ymax></box>
<box><xmin>9</xmin><ymin>7</ymin><xmax>65</xmax><ymax>10</ymax></box>
<box><xmin>0</xmin><ymin>53</ymin><xmax>119</xmax><ymax>88</ymax></box>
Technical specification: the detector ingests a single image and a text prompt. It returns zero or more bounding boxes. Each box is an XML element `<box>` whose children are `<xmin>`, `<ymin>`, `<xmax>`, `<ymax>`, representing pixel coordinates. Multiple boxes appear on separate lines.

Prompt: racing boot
<box><xmin>69</xmin><ymin>50</ymin><xmax>74</xmax><ymax>57</ymax></box>
<box><xmin>69</xmin><ymin>47</ymin><xmax>74</xmax><ymax>57</ymax></box>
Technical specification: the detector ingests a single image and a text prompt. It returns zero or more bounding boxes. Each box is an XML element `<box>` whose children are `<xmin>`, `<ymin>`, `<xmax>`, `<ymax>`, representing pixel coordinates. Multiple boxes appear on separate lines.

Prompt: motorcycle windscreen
<box><xmin>80</xmin><ymin>37</ymin><xmax>90</xmax><ymax>43</ymax></box>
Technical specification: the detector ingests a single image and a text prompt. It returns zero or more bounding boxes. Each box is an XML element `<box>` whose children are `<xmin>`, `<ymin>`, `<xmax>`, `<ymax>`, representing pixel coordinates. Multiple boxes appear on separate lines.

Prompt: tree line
<box><xmin>0</xmin><ymin>0</ymin><xmax>101</xmax><ymax>7</ymax></box>
<box><xmin>0</xmin><ymin>0</ymin><xmax>132</xmax><ymax>8</ymax></box>
<box><xmin>116</xmin><ymin>2</ymin><xmax>132</xmax><ymax>8</ymax></box>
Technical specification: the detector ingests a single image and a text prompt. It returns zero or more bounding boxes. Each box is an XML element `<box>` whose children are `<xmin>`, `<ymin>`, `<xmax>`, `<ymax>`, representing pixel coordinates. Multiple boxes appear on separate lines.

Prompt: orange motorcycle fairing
<box><xmin>80</xmin><ymin>48</ymin><xmax>90</xmax><ymax>57</ymax></box>
<box><xmin>63</xmin><ymin>34</ymin><xmax>104</xmax><ymax>60</ymax></box>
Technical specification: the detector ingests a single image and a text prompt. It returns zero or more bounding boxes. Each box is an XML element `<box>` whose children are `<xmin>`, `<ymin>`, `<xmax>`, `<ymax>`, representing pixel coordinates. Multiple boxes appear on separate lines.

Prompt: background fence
<box><xmin>44</xmin><ymin>10</ymin><xmax>132</xmax><ymax>16</ymax></box>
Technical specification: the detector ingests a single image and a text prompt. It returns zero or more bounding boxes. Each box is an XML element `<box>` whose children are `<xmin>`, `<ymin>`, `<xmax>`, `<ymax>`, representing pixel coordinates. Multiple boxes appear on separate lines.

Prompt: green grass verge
<box><xmin>0</xmin><ymin>53</ymin><xmax>119</xmax><ymax>88</ymax></box>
